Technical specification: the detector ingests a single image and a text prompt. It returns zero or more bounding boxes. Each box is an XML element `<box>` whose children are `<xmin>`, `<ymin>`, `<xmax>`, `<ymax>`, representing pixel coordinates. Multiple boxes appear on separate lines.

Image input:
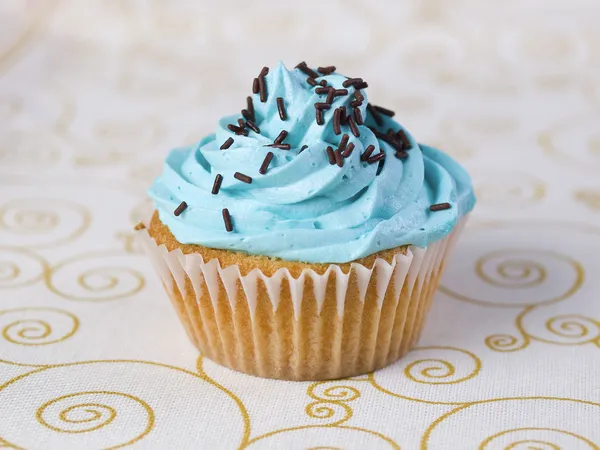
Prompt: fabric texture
<box><xmin>0</xmin><ymin>0</ymin><xmax>599</xmax><ymax>448</ymax></box>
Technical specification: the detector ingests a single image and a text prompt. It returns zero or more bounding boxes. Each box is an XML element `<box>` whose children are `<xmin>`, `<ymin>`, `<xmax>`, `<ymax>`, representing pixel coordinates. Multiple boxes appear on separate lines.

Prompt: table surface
<box><xmin>1</xmin><ymin>0</ymin><xmax>600</xmax><ymax>448</ymax></box>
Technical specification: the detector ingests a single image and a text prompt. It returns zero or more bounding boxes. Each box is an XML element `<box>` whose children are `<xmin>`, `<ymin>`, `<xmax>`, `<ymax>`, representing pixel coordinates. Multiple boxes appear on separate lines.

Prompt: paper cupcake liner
<box><xmin>137</xmin><ymin>217</ymin><xmax>467</xmax><ymax>381</ymax></box>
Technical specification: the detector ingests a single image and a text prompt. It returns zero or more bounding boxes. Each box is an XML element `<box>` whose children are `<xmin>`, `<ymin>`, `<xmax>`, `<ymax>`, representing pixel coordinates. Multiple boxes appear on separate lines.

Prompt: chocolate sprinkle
<box><xmin>430</xmin><ymin>202</ymin><xmax>451</xmax><ymax>212</ymax></box>
<box><xmin>277</xmin><ymin>97</ymin><xmax>287</xmax><ymax>120</ymax></box>
<box><xmin>220</xmin><ymin>137</ymin><xmax>234</xmax><ymax>150</ymax></box>
<box><xmin>340</xmin><ymin>108</ymin><xmax>347</xmax><ymax>125</ymax></box>
<box><xmin>353</xmin><ymin>81</ymin><xmax>368</xmax><ymax>90</ymax></box>
<box><xmin>237</xmin><ymin>118</ymin><xmax>245</xmax><ymax>128</ymax></box>
<box><xmin>316</xmin><ymin>109</ymin><xmax>324</xmax><ymax>125</ymax></box>
<box><xmin>342</xmin><ymin>142</ymin><xmax>355</xmax><ymax>158</ymax></box>
<box><xmin>373</xmin><ymin>105</ymin><xmax>395</xmax><ymax>117</ymax></box>
<box><xmin>315</xmin><ymin>87</ymin><xmax>330</xmax><ymax>94</ymax></box>
<box><xmin>334</xmin><ymin>89</ymin><xmax>348</xmax><ymax>97</ymax></box>
<box><xmin>299</xmin><ymin>145</ymin><xmax>308</xmax><ymax>153</ymax></box>
<box><xmin>227</xmin><ymin>124</ymin><xmax>248</xmax><ymax>136</ymax></box>
<box><xmin>397</xmin><ymin>129</ymin><xmax>411</xmax><ymax>149</ymax></box>
<box><xmin>211</xmin><ymin>174</ymin><xmax>223</xmax><ymax>194</ymax></box>
<box><xmin>259</xmin><ymin>152</ymin><xmax>274</xmax><ymax>174</ymax></box>
<box><xmin>246</xmin><ymin>120</ymin><xmax>260</xmax><ymax>133</ymax></box>
<box><xmin>258</xmin><ymin>75</ymin><xmax>267</xmax><ymax>102</ymax></box>
<box><xmin>369</xmin><ymin>127</ymin><xmax>404</xmax><ymax>151</ymax></box>
<box><xmin>174</xmin><ymin>201</ymin><xmax>188</xmax><ymax>216</ymax></box>
<box><xmin>319</xmin><ymin>80</ymin><xmax>328</xmax><ymax>87</ymax></box>
<box><xmin>247</xmin><ymin>96</ymin><xmax>255</xmax><ymax>120</ymax></box>
<box><xmin>266</xmin><ymin>143</ymin><xmax>291</xmax><ymax>150</ymax></box>
<box><xmin>343</xmin><ymin>78</ymin><xmax>363</xmax><ymax>88</ymax></box>
<box><xmin>318</xmin><ymin>65</ymin><xmax>336</xmax><ymax>75</ymax></box>
<box><xmin>260</xmin><ymin>66</ymin><xmax>269</xmax><ymax>77</ymax></box>
<box><xmin>314</xmin><ymin>102</ymin><xmax>331</xmax><ymax>110</ymax></box>
<box><xmin>334</xmin><ymin>148</ymin><xmax>344</xmax><ymax>167</ymax></box>
<box><xmin>306</xmin><ymin>77</ymin><xmax>318</xmax><ymax>87</ymax></box>
<box><xmin>361</xmin><ymin>144</ymin><xmax>376</xmax><ymax>161</ymax></box>
<box><xmin>354</xmin><ymin>90</ymin><xmax>364</xmax><ymax>102</ymax></box>
<box><xmin>367</xmin><ymin>152</ymin><xmax>385</xmax><ymax>164</ymax></box>
<box><xmin>348</xmin><ymin>116</ymin><xmax>360</xmax><ymax>137</ymax></box>
<box><xmin>252</xmin><ymin>78</ymin><xmax>259</xmax><ymax>94</ymax></box>
<box><xmin>274</xmin><ymin>130</ymin><xmax>288</xmax><ymax>144</ymax></box>
<box><xmin>222</xmin><ymin>208</ymin><xmax>233</xmax><ymax>232</ymax></box>
<box><xmin>241</xmin><ymin>109</ymin><xmax>252</xmax><ymax>121</ymax></box>
<box><xmin>395</xmin><ymin>150</ymin><xmax>408</xmax><ymax>160</ymax></box>
<box><xmin>338</xmin><ymin>134</ymin><xmax>349</xmax><ymax>153</ymax></box>
<box><xmin>367</xmin><ymin>103</ymin><xmax>383</xmax><ymax>126</ymax></box>
<box><xmin>354</xmin><ymin>107</ymin><xmax>363</xmax><ymax>125</ymax></box>
<box><xmin>333</xmin><ymin>108</ymin><xmax>342</xmax><ymax>135</ymax></box>
<box><xmin>326</xmin><ymin>146</ymin><xmax>336</xmax><ymax>165</ymax></box>
<box><xmin>351</xmin><ymin>100</ymin><xmax>362</xmax><ymax>108</ymax></box>
<box><xmin>326</xmin><ymin>88</ymin><xmax>334</xmax><ymax>105</ymax></box>
<box><xmin>234</xmin><ymin>172</ymin><xmax>252</xmax><ymax>184</ymax></box>
<box><xmin>296</xmin><ymin>61</ymin><xmax>320</xmax><ymax>78</ymax></box>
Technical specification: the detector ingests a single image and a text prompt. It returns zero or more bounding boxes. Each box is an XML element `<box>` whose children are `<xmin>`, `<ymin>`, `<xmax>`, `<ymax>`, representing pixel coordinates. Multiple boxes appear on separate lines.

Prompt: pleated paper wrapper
<box><xmin>137</xmin><ymin>217</ymin><xmax>467</xmax><ymax>381</ymax></box>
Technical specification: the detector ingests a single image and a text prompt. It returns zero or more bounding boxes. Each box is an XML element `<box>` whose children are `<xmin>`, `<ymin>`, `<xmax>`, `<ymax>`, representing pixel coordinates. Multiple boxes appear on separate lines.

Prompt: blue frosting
<box><xmin>148</xmin><ymin>62</ymin><xmax>476</xmax><ymax>263</ymax></box>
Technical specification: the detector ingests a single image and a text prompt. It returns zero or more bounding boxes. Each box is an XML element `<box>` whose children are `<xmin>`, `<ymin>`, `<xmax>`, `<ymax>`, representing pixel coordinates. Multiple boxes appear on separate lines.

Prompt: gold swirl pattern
<box><xmin>474</xmin><ymin>170</ymin><xmax>545</xmax><ymax>207</ymax></box>
<box><xmin>115</xmin><ymin>232</ymin><xmax>142</xmax><ymax>254</ymax></box>
<box><xmin>0</xmin><ymin>199</ymin><xmax>90</xmax><ymax>248</ymax></box>
<box><xmin>36</xmin><ymin>391</ymin><xmax>150</xmax><ymax>436</ymax></box>
<box><xmin>421</xmin><ymin>398</ymin><xmax>600</xmax><ymax>449</ymax></box>
<box><xmin>0</xmin><ymin>308</ymin><xmax>78</xmax><ymax>346</ymax></box>
<box><xmin>479</xmin><ymin>428</ymin><xmax>599</xmax><ymax>450</ymax></box>
<box><xmin>0</xmin><ymin>130</ymin><xmax>61</xmax><ymax>169</ymax></box>
<box><xmin>0</xmin><ymin>247</ymin><xmax>48</xmax><ymax>288</ymax></box>
<box><xmin>486</xmin><ymin>308</ymin><xmax>600</xmax><ymax>352</ymax></box>
<box><xmin>539</xmin><ymin>112</ymin><xmax>600</xmax><ymax>170</ymax></box>
<box><xmin>369</xmin><ymin>347</ymin><xmax>481</xmax><ymax>404</ymax></box>
<box><xmin>305</xmin><ymin>382</ymin><xmax>361</xmax><ymax>426</ymax></box>
<box><xmin>484</xmin><ymin>331</ymin><xmax>530</xmax><ymax>353</ymax></box>
<box><xmin>440</xmin><ymin>249</ymin><xmax>584</xmax><ymax>308</ymax></box>
<box><xmin>531</xmin><ymin>314</ymin><xmax>600</xmax><ymax>346</ymax></box>
<box><xmin>244</xmin><ymin>426</ymin><xmax>400</xmax><ymax>449</ymax></box>
<box><xmin>129</xmin><ymin>161</ymin><xmax>164</xmax><ymax>188</ymax></box>
<box><xmin>45</xmin><ymin>252</ymin><xmax>145</xmax><ymax>301</ymax></box>
<box><xmin>0</xmin><ymin>359</ymin><xmax>249</xmax><ymax>448</ymax></box>
<box><xmin>574</xmin><ymin>189</ymin><xmax>600</xmax><ymax>212</ymax></box>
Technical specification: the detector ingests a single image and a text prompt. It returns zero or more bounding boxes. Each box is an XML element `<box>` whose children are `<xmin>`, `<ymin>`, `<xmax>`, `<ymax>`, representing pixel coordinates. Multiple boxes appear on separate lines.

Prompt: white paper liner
<box><xmin>137</xmin><ymin>216</ymin><xmax>468</xmax><ymax>380</ymax></box>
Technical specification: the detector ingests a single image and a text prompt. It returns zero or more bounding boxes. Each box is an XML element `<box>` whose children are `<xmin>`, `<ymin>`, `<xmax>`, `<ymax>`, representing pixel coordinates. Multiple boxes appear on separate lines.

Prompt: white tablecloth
<box><xmin>1</xmin><ymin>0</ymin><xmax>600</xmax><ymax>448</ymax></box>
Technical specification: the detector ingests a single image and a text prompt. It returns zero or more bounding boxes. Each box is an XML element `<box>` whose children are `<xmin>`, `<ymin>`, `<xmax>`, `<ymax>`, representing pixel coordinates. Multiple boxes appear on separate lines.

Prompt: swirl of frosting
<box><xmin>149</xmin><ymin>62</ymin><xmax>475</xmax><ymax>263</ymax></box>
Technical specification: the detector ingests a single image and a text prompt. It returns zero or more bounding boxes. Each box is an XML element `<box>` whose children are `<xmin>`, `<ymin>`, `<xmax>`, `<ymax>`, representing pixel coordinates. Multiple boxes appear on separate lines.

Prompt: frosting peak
<box><xmin>148</xmin><ymin>61</ymin><xmax>475</xmax><ymax>263</ymax></box>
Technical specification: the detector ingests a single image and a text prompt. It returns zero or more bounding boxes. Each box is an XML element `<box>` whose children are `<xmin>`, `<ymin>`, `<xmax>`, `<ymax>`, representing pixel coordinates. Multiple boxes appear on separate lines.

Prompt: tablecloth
<box><xmin>1</xmin><ymin>0</ymin><xmax>600</xmax><ymax>448</ymax></box>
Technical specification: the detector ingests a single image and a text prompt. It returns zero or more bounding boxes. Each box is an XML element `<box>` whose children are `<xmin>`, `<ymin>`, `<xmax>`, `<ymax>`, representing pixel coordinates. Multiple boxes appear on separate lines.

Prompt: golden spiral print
<box><xmin>485</xmin><ymin>332</ymin><xmax>530</xmax><ymax>353</ymax></box>
<box><xmin>0</xmin><ymin>360</ymin><xmax>249</xmax><ymax>448</ymax></box>
<box><xmin>536</xmin><ymin>315</ymin><xmax>600</xmax><ymax>346</ymax></box>
<box><xmin>305</xmin><ymin>382</ymin><xmax>361</xmax><ymax>426</ymax></box>
<box><xmin>422</xmin><ymin>398</ymin><xmax>600</xmax><ymax>449</ymax></box>
<box><xmin>46</xmin><ymin>252</ymin><xmax>145</xmax><ymax>301</ymax></box>
<box><xmin>36</xmin><ymin>391</ymin><xmax>153</xmax><ymax>440</ymax></box>
<box><xmin>478</xmin><ymin>427</ymin><xmax>599</xmax><ymax>450</ymax></box>
<box><xmin>403</xmin><ymin>347</ymin><xmax>481</xmax><ymax>385</ymax></box>
<box><xmin>0</xmin><ymin>247</ymin><xmax>48</xmax><ymax>288</ymax></box>
<box><xmin>474</xmin><ymin>171</ymin><xmax>545</xmax><ymax>207</ymax></box>
<box><xmin>369</xmin><ymin>347</ymin><xmax>482</xmax><ymax>405</ymax></box>
<box><xmin>440</xmin><ymin>249</ymin><xmax>584</xmax><ymax>307</ymax></box>
<box><xmin>0</xmin><ymin>308</ymin><xmax>78</xmax><ymax>346</ymax></box>
<box><xmin>0</xmin><ymin>199</ymin><xmax>90</xmax><ymax>248</ymax></box>
<box><xmin>539</xmin><ymin>112</ymin><xmax>600</xmax><ymax>171</ymax></box>
<box><xmin>574</xmin><ymin>189</ymin><xmax>600</xmax><ymax>211</ymax></box>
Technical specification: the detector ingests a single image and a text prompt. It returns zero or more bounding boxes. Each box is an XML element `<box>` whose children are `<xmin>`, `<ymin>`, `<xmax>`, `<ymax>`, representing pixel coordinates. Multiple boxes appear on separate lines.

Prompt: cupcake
<box><xmin>138</xmin><ymin>61</ymin><xmax>475</xmax><ymax>381</ymax></box>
